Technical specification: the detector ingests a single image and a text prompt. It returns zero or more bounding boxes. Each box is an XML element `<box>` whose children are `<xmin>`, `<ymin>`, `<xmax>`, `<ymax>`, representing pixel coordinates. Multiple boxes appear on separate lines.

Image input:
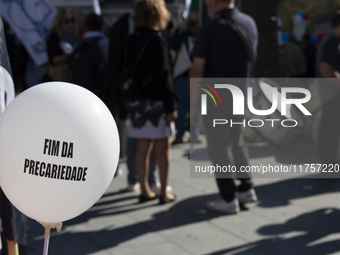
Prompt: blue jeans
<box><xmin>174</xmin><ymin>76</ymin><xmax>200</xmax><ymax>138</ymax></box>
<box><xmin>126</xmin><ymin>137</ymin><xmax>158</xmax><ymax>185</ymax></box>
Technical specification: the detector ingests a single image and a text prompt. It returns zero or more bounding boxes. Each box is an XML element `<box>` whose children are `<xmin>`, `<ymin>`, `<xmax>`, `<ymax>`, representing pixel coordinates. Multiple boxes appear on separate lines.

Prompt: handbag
<box><xmin>173</xmin><ymin>42</ymin><xmax>192</xmax><ymax>79</ymax></box>
<box><xmin>119</xmin><ymin>36</ymin><xmax>154</xmax><ymax>101</ymax></box>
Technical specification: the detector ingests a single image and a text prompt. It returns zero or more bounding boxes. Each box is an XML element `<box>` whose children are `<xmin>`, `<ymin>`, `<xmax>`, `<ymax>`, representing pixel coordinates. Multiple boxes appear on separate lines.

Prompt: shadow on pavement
<box><xmin>27</xmin><ymin>177</ymin><xmax>340</xmax><ymax>254</ymax></box>
<box><xmin>29</xmin><ymin>194</ymin><xmax>231</xmax><ymax>254</ymax></box>
<box><xmin>256</xmin><ymin>178</ymin><xmax>340</xmax><ymax>208</ymax></box>
<box><xmin>205</xmin><ymin>208</ymin><xmax>340</xmax><ymax>255</ymax></box>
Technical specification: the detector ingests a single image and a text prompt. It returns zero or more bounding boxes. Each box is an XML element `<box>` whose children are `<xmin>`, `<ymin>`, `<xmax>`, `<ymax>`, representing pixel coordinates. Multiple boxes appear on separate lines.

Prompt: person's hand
<box><xmin>166</xmin><ymin>111</ymin><xmax>178</xmax><ymax>123</ymax></box>
<box><xmin>60</xmin><ymin>41</ymin><xmax>74</xmax><ymax>55</ymax></box>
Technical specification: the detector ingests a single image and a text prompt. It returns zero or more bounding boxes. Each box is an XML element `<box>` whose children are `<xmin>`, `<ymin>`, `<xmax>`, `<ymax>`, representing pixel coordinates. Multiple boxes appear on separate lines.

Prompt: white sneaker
<box><xmin>205</xmin><ymin>197</ymin><xmax>240</xmax><ymax>214</ymax></box>
<box><xmin>150</xmin><ymin>182</ymin><xmax>172</xmax><ymax>195</ymax></box>
<box><xmin>126</xmin><ymin>183</ymin><xmax>140</xmax><ymax>192</ymax></box>
<box><xmin>236</xmin><ymin>188</ymin><xmax>257</xmax><ymax>204</ymax></box>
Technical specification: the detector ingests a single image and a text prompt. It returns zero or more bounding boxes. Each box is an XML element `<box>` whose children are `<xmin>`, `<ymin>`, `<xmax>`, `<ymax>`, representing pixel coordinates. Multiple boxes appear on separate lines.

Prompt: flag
<box><xmin>0</xmin><ymin>0</ymin><xmax>57</xmax><ymax>66</ymax></box>
<box><xmin>93</xmin><ymin>0</ymin><xmax>101</xmax><ymax>16</ymax></box>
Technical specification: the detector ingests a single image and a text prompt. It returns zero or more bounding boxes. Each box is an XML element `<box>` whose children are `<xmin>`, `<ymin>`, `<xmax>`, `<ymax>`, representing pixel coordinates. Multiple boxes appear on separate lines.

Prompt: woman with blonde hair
<box><xmin>125</xmin><ymin>0</ymin><xmax>178</xmax><ymax>204</ymax></box>
<box><xmin>44</xmin><ymin>8</ymin><xmax>79</xmax><ymax>82</ymax></box>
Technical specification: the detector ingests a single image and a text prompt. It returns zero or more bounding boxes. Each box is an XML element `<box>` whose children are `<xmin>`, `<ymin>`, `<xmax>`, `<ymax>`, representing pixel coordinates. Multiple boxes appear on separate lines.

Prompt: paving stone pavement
<box><xmin>26</xmin><ymin>137</ymin><xmax>340</xmax><ymax>255</ymax></box>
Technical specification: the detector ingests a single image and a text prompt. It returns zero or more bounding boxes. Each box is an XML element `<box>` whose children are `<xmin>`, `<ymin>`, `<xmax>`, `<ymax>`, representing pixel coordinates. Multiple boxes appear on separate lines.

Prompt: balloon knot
<box><xmin>38</xmin><ymin>222</ymin><xmax>63</xmax><ymax>238</ymax></box>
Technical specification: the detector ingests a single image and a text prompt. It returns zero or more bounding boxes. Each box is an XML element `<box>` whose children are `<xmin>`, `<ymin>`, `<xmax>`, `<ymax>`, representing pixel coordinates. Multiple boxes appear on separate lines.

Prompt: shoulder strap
<box><xmin>131</xmin><ymin>35</ymin><xmax>154</xmax><ymax>72</ymax></box>
<box><xmin>220</xmin><ymin>17</ymin><xmax>255</xmax><ymax>66</ymax></box>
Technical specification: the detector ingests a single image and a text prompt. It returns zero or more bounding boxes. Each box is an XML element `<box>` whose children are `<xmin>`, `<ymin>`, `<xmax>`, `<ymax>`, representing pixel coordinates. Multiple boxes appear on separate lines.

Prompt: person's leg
<box><xmin>135</xmin><ymin>139</ymin><xmax>155</xmax><ymax>197</ymax></box>
<box><xmin>7</xmin><ymin>240</ymin><xmax>18</xmax><ymax>255</ymax></box>
<box><xmin>118</xmin><ymin>119</ymin><xmax>127</xmax><ymax>159</ymax></box>
<box><xmin>154</xmin><ymin>136</ymin><xmax>174</xmax><ymax>199</ymax></box>
<box><xmin>191</xmin><ymin>93</ymin><xmax>202</xmax><ymax>143</ymax></box>
<box><xmin>126</xmin><ymin>137</ymin><xmax>138</xmax><ymax>185</ymax></box>
<box><xmin>237</xmin><ymin>178</ymin><xmax>253</xmax><ymax>193</ymax></box>
<box><xmin>174</xmin><ymin>77</ymin><xmax>189</xmax><ymax>142</ymax></box>
<box><xmin>148</xmin><ymin>144</ymin><xmax>158</xmax><ymax>185</ymax></box>
<box><xmin>202</xmin><ymin>113</ymin><xmax>236</xmax><ymax>202</ymax></box>
<box><xmin>231</xmin><ymin>116</ymin><xmax>253</xmax><ymax>192</ymax></box>
<box><xmin>215</xmin><ymin>178</ymin><xmax>236</xmax><ymax>202</ymax></box>
<box><xmin>197</xmin><ymin>95</ymin><xmax>240</xmax><ymax>212</ymax></box>
<box><xmin>127</xmin><ymin>137</ymin><xmax>158</xmax><ymax>186</ymax></box>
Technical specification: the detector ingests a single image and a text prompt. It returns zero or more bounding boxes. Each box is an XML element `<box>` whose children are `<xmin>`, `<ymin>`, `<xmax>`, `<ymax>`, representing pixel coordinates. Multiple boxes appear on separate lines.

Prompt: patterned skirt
<box><xmin>127</xmin><ymin>99</ymin><xmax>172</xmax><ymax>139</ymax></box>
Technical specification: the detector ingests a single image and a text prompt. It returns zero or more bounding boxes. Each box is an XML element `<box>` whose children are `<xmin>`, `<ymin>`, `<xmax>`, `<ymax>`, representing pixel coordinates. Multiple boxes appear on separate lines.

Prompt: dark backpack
<box><xmin>67</xmin><ymin>37</ymin><xmax>106</xmax><ymax>95</ymax></box>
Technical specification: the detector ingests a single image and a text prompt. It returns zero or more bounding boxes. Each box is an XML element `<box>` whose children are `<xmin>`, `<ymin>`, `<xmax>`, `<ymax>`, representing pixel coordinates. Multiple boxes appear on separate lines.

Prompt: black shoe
<box><xmin>139</xmin><ymin>194</ymin><xmax>158</xmax><ymax>203</ymax></box>
<box><xmin>159</xmin><ymin>194</ymin><xmax>176</xmax><ymax>205</ymax></box>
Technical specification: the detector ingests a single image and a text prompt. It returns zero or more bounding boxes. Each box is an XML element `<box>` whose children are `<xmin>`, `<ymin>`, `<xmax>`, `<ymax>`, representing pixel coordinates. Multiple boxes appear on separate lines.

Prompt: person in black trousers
<box><xmin>190</xmin><ymin>0</ymin><xmax>258</xmax><ymax>214</ymax></box>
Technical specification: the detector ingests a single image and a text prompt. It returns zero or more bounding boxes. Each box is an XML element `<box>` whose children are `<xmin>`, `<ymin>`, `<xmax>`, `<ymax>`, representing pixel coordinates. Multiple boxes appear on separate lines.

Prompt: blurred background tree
<box><xmin>242</xmin><ymin>0</ymin><xmax>281</xmax><ymax>77</ymax></box>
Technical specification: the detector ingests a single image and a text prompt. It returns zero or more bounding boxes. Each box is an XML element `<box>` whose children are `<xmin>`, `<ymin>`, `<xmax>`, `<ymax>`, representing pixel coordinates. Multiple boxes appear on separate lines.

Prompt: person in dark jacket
<box><xmin>106</xmin><ymin>11</ymin><xmax>163</xmax><ymax>193</ymax></box>
<box><xmin>126</xmin><ymin>0</ymin><xmax>177</xmax><ymax>204</ymax></box>
<box><xmin>44</xmin><ymin>8</ymin><xmax>79</xmax><ymax>82</ymax></box>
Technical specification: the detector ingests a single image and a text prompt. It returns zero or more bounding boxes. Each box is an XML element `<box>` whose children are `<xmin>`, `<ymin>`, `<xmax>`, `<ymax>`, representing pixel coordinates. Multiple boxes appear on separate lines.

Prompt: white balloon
<box><xmin>0</xmin><ymin>82</ymin><xmax>119</xmax><ymax>223</ymax></box>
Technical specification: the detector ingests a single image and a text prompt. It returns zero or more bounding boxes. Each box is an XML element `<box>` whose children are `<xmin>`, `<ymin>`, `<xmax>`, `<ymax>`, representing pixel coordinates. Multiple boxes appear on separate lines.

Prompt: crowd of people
<box><xmin>280</xmin><ymin>33</ymin><xmax>317</xmax><ymax>78</ymax></box>
<box><xmin>4</xmin><ymin>0</ymin><xmax>203</xmax><ymax>206</ymax></box>
<box><xmin>3</xmin><ymin>0</ymin><xmax>340</xmax><ymax>254</ymax></box>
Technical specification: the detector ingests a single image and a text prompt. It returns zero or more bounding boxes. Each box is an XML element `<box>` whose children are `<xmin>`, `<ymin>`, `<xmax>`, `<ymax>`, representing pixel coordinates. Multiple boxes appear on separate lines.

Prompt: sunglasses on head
<box><xmin>63</xmin><ymin>18</ymin><xmax>75</xmax><ymax>24</ymax></box>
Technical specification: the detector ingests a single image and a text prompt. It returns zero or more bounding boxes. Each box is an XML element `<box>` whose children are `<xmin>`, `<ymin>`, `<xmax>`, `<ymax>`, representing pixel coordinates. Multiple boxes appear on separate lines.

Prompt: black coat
<box><xmin>126</xmin><ymin>28</ymin><xmax>177</xmax><ymax>114</ymax></box>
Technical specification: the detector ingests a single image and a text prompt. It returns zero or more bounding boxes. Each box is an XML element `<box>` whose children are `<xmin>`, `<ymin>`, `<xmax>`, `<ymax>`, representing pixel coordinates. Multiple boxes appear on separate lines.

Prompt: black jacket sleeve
<box><xmin>151</xmin><ymin>34</ymin><xmax>177</xmax><ymax>114</ymax></box>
